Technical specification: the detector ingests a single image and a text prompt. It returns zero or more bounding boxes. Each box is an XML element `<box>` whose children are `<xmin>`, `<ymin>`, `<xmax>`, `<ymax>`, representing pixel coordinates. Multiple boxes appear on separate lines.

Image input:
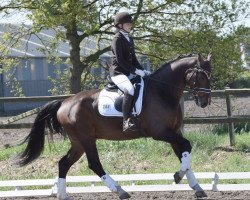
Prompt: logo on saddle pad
<box><xmin>98</xmin><ymin>78</ymin><xmax>144</xmax><ymax>117</ymax></box>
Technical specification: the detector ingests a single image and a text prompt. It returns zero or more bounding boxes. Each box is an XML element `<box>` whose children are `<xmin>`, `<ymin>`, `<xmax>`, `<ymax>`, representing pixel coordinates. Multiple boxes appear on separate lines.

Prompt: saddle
<box><xmin>98</xmin><ymin>76</ymin><xmax>144</xmax><ymax>117</ymax></box>
<box><xmin>105</xmin><ymin>75</ymin><xmax>140</xmax><ymax>92</ymax></box>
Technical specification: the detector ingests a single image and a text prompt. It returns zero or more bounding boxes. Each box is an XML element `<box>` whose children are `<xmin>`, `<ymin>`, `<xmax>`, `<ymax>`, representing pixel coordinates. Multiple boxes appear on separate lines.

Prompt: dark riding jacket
<box><xmin>110</xmin><ymin>31</ymin><xmax>144</xmax><ymax>76</ymax></box>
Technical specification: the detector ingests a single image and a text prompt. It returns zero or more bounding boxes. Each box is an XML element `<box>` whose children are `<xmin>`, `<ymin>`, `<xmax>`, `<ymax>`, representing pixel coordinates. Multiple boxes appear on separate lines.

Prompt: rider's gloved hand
<box><xmin>135</xmin><ymin>69</ymin><xmax>145</xmax><ymax>77</ymax></box>
<box><xmin>143</xmin><ymin>70</ymin><xmax>151</xmax><ymax>76</ymax></box>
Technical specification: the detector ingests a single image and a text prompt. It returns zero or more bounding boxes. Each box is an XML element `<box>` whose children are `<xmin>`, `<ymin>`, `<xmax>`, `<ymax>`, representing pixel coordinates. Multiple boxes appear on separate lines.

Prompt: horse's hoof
<box><xmin>174</xmin><ymin>172</ymin><xmax>182</xmax><ymax>184</ymax></box>
<box><xmin>195</xmin><ymin>191</ymin><xmax>207</xmax><ymax>198</ymax></box>
<box><xmin>119</xmin><ymin>192</ymin><xmax>131</xmax><ymax>199</ymax></box>
<box><xmin>116</xmin><ymin>186</ymin><xmax>131</xmax><ymax>199</ymax></box>
<box><xmin>57</xmin><ymin>196</ymin><xmax>73</xmax><ymax>200</ymax></box>
<box><xmin>61</xmin><ymin>197</ymin><xmax>73</xmax><ymax>200</ymax></box>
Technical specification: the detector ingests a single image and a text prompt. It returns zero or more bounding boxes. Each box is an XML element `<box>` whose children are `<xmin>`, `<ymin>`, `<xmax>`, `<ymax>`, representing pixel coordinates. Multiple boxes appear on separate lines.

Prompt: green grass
<box><xmin>0</xmin><ymin>131</ymin><xmax>250</xmax><ymax>181</ymax></box>
<box><xmin>235</xmin><ymin>133</ymin><xmax>250</xmax><ymax>152</ymax></box>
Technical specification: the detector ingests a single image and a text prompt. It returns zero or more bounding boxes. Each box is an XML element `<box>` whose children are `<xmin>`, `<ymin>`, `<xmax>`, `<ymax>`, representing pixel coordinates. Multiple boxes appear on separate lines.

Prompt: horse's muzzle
<box><xmin>200</xmin><ymin>102</ymin><xmax>208</xmax><ymax>108</ymax></box>
<box><xmin>194</xmin><ymin>95</ymin><xmax>209</xmax><ymax>108</ymax></box>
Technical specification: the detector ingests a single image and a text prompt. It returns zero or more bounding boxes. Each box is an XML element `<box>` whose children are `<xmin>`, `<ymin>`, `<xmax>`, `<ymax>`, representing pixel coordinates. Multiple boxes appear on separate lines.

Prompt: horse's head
<box><xmin>185</xmin><ymin>53</ymin><xmax>212</xmax><ymax>108</ymax></box>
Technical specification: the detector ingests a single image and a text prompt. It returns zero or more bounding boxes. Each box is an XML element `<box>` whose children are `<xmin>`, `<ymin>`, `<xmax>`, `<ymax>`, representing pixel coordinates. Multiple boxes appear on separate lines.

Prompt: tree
<box><xmin>0</xmin><ymin>0</ymin><xmax>249</xmax><ymax>94</ymax></box>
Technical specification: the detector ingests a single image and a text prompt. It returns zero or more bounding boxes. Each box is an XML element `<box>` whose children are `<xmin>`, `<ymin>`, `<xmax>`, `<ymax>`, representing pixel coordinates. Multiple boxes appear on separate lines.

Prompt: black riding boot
<box><xmin>122</xmin><ymin>92</ymin><xmax>136</xmax><ymax>132</ymax></box>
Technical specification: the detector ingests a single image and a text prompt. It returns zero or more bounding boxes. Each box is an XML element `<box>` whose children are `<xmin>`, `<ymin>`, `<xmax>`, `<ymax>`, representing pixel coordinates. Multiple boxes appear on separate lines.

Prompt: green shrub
<box><xmin>185</xmin><ymin>131</ymin><xmax>223</xmax><ymax>155</ymax></box>
<box><xmin>229</xmin><ymin>71</ymin><xmax>250</xmax><ymax>88</ymax></box>
<box><xmin>212</xmin><ymin>123</ymin><xmax>250</xmax><ymax>135</ymax></box>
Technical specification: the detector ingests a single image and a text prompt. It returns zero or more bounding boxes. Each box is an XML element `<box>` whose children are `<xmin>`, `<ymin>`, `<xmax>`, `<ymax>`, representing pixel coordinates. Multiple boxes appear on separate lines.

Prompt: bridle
<box><xmin>144</xmin><ymin>66</ymin><xmax>211</xmax><ymax>94</ymax></box>
<box><xmin>144</xmin><ymin>64</ymin><xmax>211</xmax><ymax>107</ymax></box>
<box><xmin>185</xmin><ymin>66</ymin><xmax>211</xmax><ymax>106</ymax></box>
<box><xmin>186</xmin><ymin>66</ymin><xmax>211</xmax><ymax>97</ymax></box>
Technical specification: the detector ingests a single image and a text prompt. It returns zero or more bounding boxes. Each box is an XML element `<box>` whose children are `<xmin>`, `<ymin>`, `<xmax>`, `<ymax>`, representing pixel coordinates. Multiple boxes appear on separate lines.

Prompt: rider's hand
<box><xmin>135</xmin><ymin>69</ymin><xmax>145</xmax><ymax>77</ymax></box>
<box><xmin>143</xmin><ymin>70</ymin><xmax>151</xmax><ymax>76</ymax></box>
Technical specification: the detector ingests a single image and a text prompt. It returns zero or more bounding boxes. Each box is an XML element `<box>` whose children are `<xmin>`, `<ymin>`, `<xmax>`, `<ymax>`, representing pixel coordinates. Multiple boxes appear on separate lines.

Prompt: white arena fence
<box><xmin>0</xmin><ymin>172</ymin><xmax>250</xmax><ymax>198</ymax></box>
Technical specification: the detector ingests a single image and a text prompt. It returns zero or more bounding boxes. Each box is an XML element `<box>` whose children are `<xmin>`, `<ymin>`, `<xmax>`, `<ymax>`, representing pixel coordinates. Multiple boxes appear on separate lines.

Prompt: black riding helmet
<box><xmin>114</xmin><ymin>12</ymin><xmax>133</xmax><ymax>27</ymax></box>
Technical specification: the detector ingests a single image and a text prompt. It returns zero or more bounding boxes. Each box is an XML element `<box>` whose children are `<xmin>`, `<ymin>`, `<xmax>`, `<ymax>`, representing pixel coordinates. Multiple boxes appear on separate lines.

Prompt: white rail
<box><xmin>0</xmin><ymin>172</ymin><xmax>250</xmax><ymax>198</ymax></box>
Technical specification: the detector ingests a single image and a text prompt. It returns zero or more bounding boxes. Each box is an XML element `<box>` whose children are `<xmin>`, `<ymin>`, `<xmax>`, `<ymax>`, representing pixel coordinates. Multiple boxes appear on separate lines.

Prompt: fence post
<box><xmin>225</xmin><ymin>87</ymin><xmax>235</xmax><ymax>146</ymax></box>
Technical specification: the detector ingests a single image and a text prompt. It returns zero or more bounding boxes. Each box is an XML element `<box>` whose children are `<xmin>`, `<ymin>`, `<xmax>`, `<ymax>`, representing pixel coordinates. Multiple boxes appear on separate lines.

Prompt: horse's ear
<box><xmin>197</xmin><ymin>53</ymin><xmax>204</xmax><ymax>66</ymax></box>
<box><xmin>207</xmin><ymin>52</ymin><xmax>212</xmax><ymax>62</ymax></box>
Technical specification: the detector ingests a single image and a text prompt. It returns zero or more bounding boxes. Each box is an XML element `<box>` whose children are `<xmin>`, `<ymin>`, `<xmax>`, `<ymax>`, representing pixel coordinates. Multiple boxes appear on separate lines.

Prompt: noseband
<box><xmin>186</xmin><ymin>67</ymin><xmax>211</xmax><ymax>97</ymax></box>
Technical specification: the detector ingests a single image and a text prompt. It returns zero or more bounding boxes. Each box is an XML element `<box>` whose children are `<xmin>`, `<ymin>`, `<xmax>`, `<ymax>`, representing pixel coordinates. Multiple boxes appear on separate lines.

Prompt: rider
<box><xmin>110</xmin><ymin>12</ymin><xmax>150</xmax><ymax>132</ymax></box>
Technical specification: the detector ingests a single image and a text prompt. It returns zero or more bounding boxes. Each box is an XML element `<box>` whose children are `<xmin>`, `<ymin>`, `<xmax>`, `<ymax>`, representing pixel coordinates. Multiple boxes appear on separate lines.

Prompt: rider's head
<box><xmin>114</xmin><ymin>12</ymin><xmax>133</xmax><ymax>33</ymax></box>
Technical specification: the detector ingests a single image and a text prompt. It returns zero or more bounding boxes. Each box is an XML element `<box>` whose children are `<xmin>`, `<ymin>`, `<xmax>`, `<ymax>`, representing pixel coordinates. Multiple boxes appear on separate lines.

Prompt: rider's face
<box><xmin>122</xmin><ymin>23</ymin><xmax>133</xmax><ymax>32</ymax></box>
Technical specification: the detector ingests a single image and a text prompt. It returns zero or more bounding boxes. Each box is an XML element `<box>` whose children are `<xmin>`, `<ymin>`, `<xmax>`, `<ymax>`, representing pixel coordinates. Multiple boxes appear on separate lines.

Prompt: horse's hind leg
<box><xmin>82</xmin><ymin>137</ymin><xmax>131</xmax><ymax>199</ymax></box>
<box><xmin>57</xmin><ymin>144</ymin><xmax>84</xmax><ymax>200</ymax></box>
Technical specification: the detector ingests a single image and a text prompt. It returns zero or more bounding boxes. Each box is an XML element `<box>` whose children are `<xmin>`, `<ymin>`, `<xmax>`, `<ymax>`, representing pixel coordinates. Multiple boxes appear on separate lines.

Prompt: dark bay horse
<box><xmin>18</xmin><ymin>53</ymin><xmax>212</xmax><ymax>200</ymax></box>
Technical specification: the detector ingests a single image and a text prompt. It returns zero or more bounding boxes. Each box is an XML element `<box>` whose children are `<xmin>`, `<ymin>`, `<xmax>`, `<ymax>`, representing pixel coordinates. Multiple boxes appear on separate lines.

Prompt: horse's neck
<box><xmin>151</xmin><ymin>57</ymin><xmax>196</xmax><ymax>102</ymax></box>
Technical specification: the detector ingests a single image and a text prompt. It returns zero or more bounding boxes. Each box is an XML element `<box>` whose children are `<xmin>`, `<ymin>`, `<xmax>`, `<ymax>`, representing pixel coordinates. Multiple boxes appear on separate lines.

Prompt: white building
<box><xmin>240</xmin><ymin>43</ymin><xmax>250</xmax><ymax>70</ymax></box>
<box><xmin>0</xmin><ymin>23</ymin><xmax>111</xmax><ymax>113</ymax></box>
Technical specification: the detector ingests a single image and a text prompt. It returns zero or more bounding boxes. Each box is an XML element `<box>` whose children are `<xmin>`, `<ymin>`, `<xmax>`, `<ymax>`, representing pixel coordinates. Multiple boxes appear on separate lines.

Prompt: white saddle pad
<box><xmin>98</xmin><ymin>78</ymin><xmax>144</xmax><ymax>117</ymax></box>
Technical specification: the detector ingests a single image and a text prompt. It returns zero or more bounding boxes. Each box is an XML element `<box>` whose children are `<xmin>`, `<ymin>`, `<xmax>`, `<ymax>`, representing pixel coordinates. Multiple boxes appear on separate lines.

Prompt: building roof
<box><xmin>0</xmin><ymin>23</ymin><xmax>111</xmax><ymax>58</ymax></box>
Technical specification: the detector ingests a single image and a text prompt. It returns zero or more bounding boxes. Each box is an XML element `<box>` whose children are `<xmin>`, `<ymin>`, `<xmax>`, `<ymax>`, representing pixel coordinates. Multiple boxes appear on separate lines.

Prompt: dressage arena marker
<box><xmin>0</xmin><ymin>172</ymin><xmax>250</xmax><ymax>198</ymax></box>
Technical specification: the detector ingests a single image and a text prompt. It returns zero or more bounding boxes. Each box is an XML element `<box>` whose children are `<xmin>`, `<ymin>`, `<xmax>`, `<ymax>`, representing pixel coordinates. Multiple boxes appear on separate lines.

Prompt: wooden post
<box><xmin>225</xmin><ymin>87</ymin><xmax>235</xmax><ymax>146</ymax></box>
<box><xmin>0</xmin><ymin>65</ymin><xmax>4</xmax><ymax>113</ymax></box>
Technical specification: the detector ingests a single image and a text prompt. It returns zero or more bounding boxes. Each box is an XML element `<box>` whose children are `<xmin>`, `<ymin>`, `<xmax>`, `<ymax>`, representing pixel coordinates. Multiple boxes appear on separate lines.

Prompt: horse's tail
<box><xmin>18</xmin><ymin>100</ymin><xmax>63</xmax><ymax>166</ymax></box>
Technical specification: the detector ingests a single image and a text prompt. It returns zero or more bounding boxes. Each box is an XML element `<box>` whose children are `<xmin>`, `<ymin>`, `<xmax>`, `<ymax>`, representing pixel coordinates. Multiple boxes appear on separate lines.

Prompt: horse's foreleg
<box><xmin>153</xmin><ymin>129</ymin><xmax>207</xmax><ymax>197</ymax></box>
<box><xmin>153</xmin><ymin>129</ymin><xmax>192</xmax><ymax>178</ymax></box>
<box><xmin>171</xmin><ymin>140</ymin><xmax>207</xmax><ymax>198</ymax></box>
<box><xmin>82</xmin><ymin>138</ymin><xmax>131</xmax><ymax>199</ymax></box>
<box><xmin>186</xmin><ymin>169</ymin><xmax>207</xmax><ymax>197</ymax></box>
<box><xmin>57</xmin><ymin>146</ymin><xmax>84</xmax><ymax>200</ymax></box>
<box><xmin>173</xmin><ymin>148</ymin><xmax>192</xmax><ymax>183</ymax></box>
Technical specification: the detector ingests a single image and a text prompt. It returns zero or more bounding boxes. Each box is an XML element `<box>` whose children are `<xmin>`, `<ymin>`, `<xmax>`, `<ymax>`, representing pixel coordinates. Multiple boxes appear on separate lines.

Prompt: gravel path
<box><xmin>2</xmin><ymin>190</ymin><xmax>250</xmax><ymax>200</ymax></box>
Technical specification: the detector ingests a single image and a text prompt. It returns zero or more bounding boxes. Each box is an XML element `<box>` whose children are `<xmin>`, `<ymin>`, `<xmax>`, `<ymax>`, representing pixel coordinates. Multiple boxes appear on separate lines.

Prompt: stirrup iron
<box><xmin>123</xmin><ymin>118</ymin><xmax>137</xmax><ymax>132</ymax></box>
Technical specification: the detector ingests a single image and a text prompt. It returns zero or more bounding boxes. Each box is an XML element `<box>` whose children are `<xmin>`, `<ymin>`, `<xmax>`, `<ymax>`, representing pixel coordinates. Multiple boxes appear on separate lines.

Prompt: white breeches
<box><xmin>111</xmin><ymin>74</ymin><xmax>135</xmax><ymax>95</ymax></box>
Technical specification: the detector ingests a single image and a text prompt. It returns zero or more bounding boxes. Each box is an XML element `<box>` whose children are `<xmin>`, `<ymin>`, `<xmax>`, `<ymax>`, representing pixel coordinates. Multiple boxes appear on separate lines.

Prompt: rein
<box><xmin>144</xmin><ymin>76</ymin><xmax>188</xmax><ymax>91</ymax></box>
<box><xmin>144</xmin><ymin>66</ymin><xmax>211</xmax><ymax>96</ymax></box>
